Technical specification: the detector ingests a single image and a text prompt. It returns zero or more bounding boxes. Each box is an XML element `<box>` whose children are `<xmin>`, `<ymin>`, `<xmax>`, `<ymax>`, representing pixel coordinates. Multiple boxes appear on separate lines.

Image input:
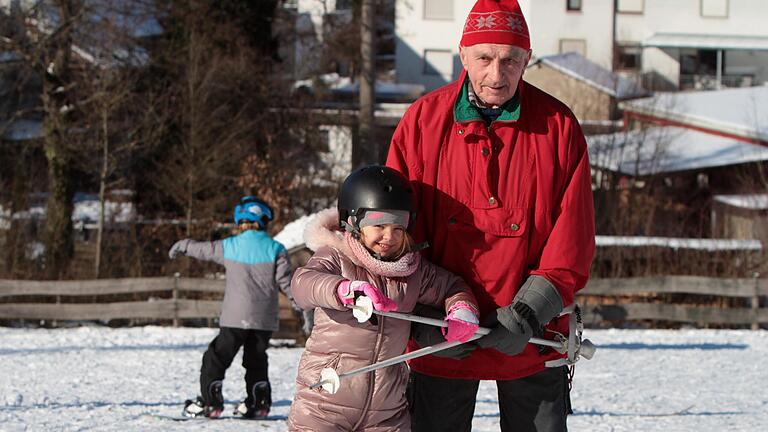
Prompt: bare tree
<box><xmin>137</xmin><ymin>0</ymin><xmax>336</xmax><ymax>237</ymax></box>
<box><xmin>0</xmin><ymin>0</ymin><xmax>85</xmax><ymax>279</ymax></box>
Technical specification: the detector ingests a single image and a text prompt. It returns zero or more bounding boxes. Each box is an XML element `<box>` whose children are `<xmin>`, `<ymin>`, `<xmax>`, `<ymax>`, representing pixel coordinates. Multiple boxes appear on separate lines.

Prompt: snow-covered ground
<box><xmin>1</xmin><ymin>326</ymin><xmax>766</xmax><ymax>431</ymax></box>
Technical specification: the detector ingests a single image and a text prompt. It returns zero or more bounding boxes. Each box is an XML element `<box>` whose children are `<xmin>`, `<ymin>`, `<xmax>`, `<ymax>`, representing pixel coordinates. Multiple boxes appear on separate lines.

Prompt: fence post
<box><xmin>173</xmin><ymin>272</ymin><xmax>180</xmax><ymax>327</ymax></box>
<box><xmin>752</xmin><ymin>272</ymin><xmax>760</xmax><ymax>331</ymax></box>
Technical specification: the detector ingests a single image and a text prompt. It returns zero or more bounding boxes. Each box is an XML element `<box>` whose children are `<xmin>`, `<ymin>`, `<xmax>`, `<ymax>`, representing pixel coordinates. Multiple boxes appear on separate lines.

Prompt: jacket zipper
<box><xmin>352</xmin><ymin>276</ymin><xmax>387</xmax><ymax>430</ymax></box>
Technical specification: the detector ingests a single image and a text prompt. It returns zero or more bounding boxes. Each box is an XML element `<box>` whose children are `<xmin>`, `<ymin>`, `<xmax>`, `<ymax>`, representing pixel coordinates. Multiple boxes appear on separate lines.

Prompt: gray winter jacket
<box><xmin>287</xmin><ymin>209</ymin><xmax>477</xmax><ymax>431</ymax></box>
<box><xmin>179</xmin><ymin>229</ymin><xmax>293</xmax><ymax>330</ymax></box>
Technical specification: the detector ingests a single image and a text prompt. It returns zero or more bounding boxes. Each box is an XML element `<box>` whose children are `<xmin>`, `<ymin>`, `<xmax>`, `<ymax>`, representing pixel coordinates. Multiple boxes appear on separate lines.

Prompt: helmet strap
<box><xmin>341</xmin><ymin>216</ymin><xmax>361</xmax><ymax>237</ymax></box>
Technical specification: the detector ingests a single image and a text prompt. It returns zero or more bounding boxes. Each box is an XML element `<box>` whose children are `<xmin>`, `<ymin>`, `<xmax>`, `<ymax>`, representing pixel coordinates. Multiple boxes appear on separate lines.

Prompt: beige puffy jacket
<box><xmin>287</xmin><ymin>209</ymin><xmax>477</xmax><ymax>431</ymax></box>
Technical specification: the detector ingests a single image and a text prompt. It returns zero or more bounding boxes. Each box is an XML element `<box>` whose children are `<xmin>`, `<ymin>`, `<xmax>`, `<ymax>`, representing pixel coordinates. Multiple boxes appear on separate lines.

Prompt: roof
<box><xmin>0</xmin><ymin>51</ymin><xmax>22</xmax><ymax>63</ymax></box>
<box><xmin>587</xmin><ymin>126</ymin><xmax>768</xmax><ymax>175</ymax></box>
<box><xmin>1</xmin><ymin>119</ymin><xmax>43</xmax><ymax>141</ymax></box>
<box><xmin>618</xmin><ymin>86</ymin><xmax>768</xmax><ymax>144</ymax></box>
<box><xmin>531</xmin><ymin>52</ymin><xmax>648</xmax><ymax>99</ymax></box>
<box><xmin>713</xmin><ymin>194</ymin><xmax>768</xmax><ymax>210</ymax></box>
<box><xmin>643</xmin><ymin>33</ymin><xmax>768</xmax><ymax>51</ymax></box>
<box><xmin>595</xmin><ymin>235</ymin><xmax>762</xmax><ymax>251</ymax></box>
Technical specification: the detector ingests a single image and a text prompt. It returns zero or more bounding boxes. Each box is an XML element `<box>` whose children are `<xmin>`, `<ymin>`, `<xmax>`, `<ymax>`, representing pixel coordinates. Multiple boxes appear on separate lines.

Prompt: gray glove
<box><xmin>168</xmin><ymin>239</ymin><xmax>190</xmax><ymax>259</ymax></box>
<box><xmin>475</xmin><ymin>305</ymin><xmax>533</xmax><ymax>356</ymax></box>
<box><xmin>411</xmin><ymin>305</ymin><xmax>476</xmax><ymax>359</ymax></box>
<box><xmin>476</xmin><ymin>275</ymin><xmax>563</xmax><ymax>356</ymax></box>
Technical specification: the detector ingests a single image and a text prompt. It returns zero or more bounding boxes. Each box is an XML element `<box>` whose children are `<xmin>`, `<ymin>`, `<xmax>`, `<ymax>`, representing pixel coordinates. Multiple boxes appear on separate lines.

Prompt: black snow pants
<box><xmin>200</xmin><ymin>327</ymin><xmax>272</xmax><ymax>407</ymax></box>
<box><xmin>407</xmin><ymin>366</ymin><xmax>572</xmax><ymax>432</ymax></box>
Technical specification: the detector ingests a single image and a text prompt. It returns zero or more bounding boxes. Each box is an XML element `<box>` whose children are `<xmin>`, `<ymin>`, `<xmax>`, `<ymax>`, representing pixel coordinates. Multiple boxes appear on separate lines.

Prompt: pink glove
<box><xmin>337</xmin><ymin>280</ymin><xmax>398</xmax><ymax>312</ymax></box>
<box><xmin>442</xmin><ymin>302</ymin><xmax>480</xmax><ymax>343</ymax></box>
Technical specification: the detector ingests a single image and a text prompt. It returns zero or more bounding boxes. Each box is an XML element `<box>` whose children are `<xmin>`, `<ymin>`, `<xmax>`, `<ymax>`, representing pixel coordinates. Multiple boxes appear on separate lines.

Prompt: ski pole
<box><xmin>352</xmin><ymin>297</ymin><xmax>594</xmax><ymax>354</ymax></box>
<box><xmin>311</xmin><ymin>299</ymin><xmax>595</xmax><ymax>394</ymax></box>
<box><xmin>309</xmin><ymin>331</ymin><xmax>485</xmax><ymax>394</ymax></box>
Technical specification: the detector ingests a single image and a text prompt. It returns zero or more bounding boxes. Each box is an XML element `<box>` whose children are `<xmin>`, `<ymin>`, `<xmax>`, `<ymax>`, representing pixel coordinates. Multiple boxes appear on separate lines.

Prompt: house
<box><xmin>286</xmin><ymin>0</ymin><xmax>396</xmax><ymax>81</ymax></box>
<box><xmin>524</xmin><ymin>52</ymin><xmax>648</xmax><ymax>132</ymax></box>
<box><xmin>395</xmin><ymin>0</ymin><xmax>768</xmax><ymax>92</ymax></box>
<box><xmin>711</xmin><ymin>194</ymin><xmax>768</xmax><ymax>240</ymax></box>
<box><xmin>618</xmin><ymin>85</ymin><xmax>768</xmax><ymax>145</ymax></box>
<box><xmin>589</xmin><ymin>86</ymin><xmax>768</xmax><ymax>240</ymax></box>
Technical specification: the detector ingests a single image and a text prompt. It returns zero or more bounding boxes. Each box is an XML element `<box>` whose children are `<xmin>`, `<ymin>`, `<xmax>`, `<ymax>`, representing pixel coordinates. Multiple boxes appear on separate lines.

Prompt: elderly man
<box><xmin>386</xmin><ymin>0</ymin><xmax>595</xmax><ymax>431</ymax></box>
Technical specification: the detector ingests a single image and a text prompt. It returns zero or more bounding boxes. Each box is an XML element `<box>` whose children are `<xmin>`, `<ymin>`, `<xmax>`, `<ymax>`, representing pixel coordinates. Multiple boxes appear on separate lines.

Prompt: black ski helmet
<box><xmin>338</xmin><ymin>165</ymin><xmax>415</xmax><ymax>231</ymax></box>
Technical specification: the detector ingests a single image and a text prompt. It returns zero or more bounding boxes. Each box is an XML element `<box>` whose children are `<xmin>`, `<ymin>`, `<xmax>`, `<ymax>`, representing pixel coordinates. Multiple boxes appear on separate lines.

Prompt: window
<box><xmin>566</xmin><ymin>0</ymin><xmax>582</xmax><ymax>11</ymax></box>
<box><xmin>559</xmin><ymin>39</ymin><xmax>587</xmax><ymax>57</ymax></box>
<box><xmin>336</xmin><ymin>0</ymin><xmax>352</xmax><ymax>11</ymax></box>
<box><xmin>423</xmin><ymin>49</ymin><xmax>453</xmax><ymax>77</ymax></box>
<box><xmin>424</xmin><ymin>0</ymin><xmax>453</xmax><ymax>20</ymax></box>
<box><xmin>701</xmin><ymin>0</ymin><xmax>728</xmax><ymax>18</ymax></box>
<box><xmin>680</xmin><ymin>49</ymin><xmax>720</xmax><ymax>75</ymax></box>
<box><xmin>616</xmin><ymin>44</ymin><xmax>642</xmax><ymax>70</ymax></box>
<box><xmin>617</xmin><ymin>0</ymin><xmax>644</xmax><ymax>14</ymax></box>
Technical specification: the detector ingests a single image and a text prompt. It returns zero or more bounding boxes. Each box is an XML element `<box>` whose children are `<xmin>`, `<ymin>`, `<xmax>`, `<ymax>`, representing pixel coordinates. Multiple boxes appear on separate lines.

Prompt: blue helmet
<box><xmin>234</xmin><ymin>196</ymin><xmax>273</xmax><ymax>228</ymax></box>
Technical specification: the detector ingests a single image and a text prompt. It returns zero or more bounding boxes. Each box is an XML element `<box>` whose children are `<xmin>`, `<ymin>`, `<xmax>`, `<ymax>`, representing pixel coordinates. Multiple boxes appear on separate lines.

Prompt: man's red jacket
<box><xmin>386</xmin><ymin>72</ymin><xmax>596</xmax><ymax>380</ymax></box>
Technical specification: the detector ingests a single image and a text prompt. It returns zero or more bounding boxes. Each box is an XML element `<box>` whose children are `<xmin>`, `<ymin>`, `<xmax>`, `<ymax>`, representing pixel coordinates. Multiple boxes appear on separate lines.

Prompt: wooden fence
<box><xmin>1</xmin><ymin>275</ymin><xmax>766</xmax><ymax>330</ymax></box>
<box><xmin>0</xmin><ymin>276</ymin><xmax>305</xmax><ymax>341</ymax></box>
<box><xmin>577</xmin><ymin>275</ymin><xmax>768</xmax><ymax>329</ymax></box>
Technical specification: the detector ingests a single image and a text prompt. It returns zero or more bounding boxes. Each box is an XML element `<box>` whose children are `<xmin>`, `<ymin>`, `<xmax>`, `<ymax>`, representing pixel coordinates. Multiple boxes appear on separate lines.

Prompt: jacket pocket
<box><xmin>295</xmin><ymin>351</ymin><xmax>342</xmax><ymax>389</ymax></box>
<box><xmin>446</xmin><ymin>205</ymin><xmax>528</xmax><ymax>238</ymax></box>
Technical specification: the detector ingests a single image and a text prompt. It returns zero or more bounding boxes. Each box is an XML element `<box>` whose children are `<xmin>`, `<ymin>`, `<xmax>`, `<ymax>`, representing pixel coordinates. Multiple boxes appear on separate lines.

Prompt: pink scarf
<box><xmin>344</xmin><ymin>232</ymin><xmax>420</xmax><ymax>277</ymax></box>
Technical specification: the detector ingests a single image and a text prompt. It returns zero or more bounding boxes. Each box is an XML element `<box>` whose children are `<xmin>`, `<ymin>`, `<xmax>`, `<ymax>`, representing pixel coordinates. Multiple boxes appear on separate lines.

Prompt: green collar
<box><xmin>453</xmin><ymin>76</ymin><xmax>521</xmax><ymax>123</ymax></box>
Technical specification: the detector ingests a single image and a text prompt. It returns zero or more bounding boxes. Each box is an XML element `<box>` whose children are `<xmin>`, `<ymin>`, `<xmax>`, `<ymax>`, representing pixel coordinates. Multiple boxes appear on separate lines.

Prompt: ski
<box><xmin>150</xmin><ymin>413</ymin><xmax>285</xmax><ymax>422</ymax></box>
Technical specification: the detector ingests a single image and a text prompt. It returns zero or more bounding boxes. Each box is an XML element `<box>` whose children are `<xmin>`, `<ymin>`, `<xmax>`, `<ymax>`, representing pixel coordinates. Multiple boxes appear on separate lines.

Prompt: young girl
<box><xmin>287</xmin><ymin>166</ymin><xmax>480</xmax><ymax>431</ymax></box>
<box><xmin>168</xmin><ymin>196</ymin><xmax>293</xmax><ymax>419</ymax></box>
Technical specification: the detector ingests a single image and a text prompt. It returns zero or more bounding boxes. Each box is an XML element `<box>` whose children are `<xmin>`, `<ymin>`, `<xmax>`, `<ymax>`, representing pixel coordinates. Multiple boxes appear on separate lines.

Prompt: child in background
<box><xmin>169</xmin><ymin>196</ymin><xmax>294</xmax><ymax>419</ymax></box>
<box><xmin>287</xmin><ymin>166</ymin><xmax>480</xmax><ymax>431</ymax></box>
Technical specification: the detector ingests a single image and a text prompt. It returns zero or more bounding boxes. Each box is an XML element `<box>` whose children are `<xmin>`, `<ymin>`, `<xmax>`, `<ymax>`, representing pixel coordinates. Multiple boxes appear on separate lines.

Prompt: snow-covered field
<box><xmin>1</xmin><ymin>326</ymin><xmax>766</xmax><ymax>431</ymax></box>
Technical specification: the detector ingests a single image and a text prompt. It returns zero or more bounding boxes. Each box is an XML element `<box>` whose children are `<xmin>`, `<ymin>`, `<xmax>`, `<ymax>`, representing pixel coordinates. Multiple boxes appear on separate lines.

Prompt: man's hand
<box><xmin>168</xmin><ymin>239</ymin><xmax>190</xmax><ymax>259</ymax></box>
<box><xmin>475</xmin><ymin>304</ymin><xmax>533</xmax><ymax>356</ymax></box>
<box><xmin>476</xmin><ymin>275</ymin><xmax>563</xmax><ymax>356</ymax></box>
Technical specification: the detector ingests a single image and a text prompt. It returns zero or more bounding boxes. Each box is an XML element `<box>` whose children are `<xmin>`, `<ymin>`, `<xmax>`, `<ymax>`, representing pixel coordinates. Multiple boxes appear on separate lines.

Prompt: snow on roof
<box><xmin>293</xmin><ymin>73</ymin><xmax>424</xmax><ymax>99</ymax></box>
<box><xmin>713</xmin><ymin>194</ymin><xmax>768</xmax><ymax>210</ymax></box>
<box><xmin>596</xmin><ymin>235</ymin><xmax>762</xmax><ymax>251</ymax></box>
<box><xmin>0</xmin><ymin>194</ymin><xmax>136</xmax><ymax>230</ymax></box>
<box><xmin>643</xmin><ymin>33</ymin><xmax>768</xmax><ymax>51</ymax></box>
<box><xmin>1</xmin><ymin>119</ymin><xmax>43</xmax><ymax>141</ymax></box>
<box><xmin>272</xmin><ymin>211</ymin><xmax>765</xmax><ymax>252</ymax></box>
<box><xmin>618</xmin><ymin>86</ymin><xmax>768</xmax><ymax>143</ymax></box>
<box><xmin>587</xmin><ymin>126</ymin><xmax>768</xmax><ymax>175</ymax></box>
<box><xmin>533</xmin><ymin>52</ymin><xmax>648</xmax><ymax>99</ymax></box>
<box><xmin>0</xmin><ymin>51</ymin><xmax>22</xmax><ymax>62</ymax></box>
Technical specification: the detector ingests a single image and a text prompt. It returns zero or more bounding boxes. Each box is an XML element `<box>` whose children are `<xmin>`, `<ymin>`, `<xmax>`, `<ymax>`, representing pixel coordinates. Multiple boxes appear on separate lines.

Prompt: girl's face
<box><xmin>360</xmin><ymin>223</ymin><xmax>405</xmax><ymax>258</ymax></box>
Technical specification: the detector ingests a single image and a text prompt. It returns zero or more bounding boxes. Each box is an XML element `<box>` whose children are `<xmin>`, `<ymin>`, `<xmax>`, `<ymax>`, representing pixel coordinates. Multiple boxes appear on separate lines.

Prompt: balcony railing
<box><xmin>679</xmin><ymin>73</ymin><xmax>755</xmax><ymax>90</ymax></box>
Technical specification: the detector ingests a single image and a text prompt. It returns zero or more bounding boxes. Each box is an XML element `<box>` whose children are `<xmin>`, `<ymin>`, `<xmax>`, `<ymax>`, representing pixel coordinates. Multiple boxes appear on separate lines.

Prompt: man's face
<box><xmin>459</xmin><ymin>43</ymin><xmax>531</xmax><ymax>107</ymax></box>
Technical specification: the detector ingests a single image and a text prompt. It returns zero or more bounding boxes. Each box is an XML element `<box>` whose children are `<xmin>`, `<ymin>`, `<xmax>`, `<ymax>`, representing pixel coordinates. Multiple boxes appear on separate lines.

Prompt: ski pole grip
<box><xmin>579</xmin><ymin>339</ymin><xmax>596</xmax><ymax>359</ymax></box>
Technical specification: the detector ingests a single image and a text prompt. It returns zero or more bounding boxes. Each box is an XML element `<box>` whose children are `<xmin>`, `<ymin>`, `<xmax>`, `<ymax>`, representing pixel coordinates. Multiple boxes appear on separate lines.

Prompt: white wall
<box><xmin>294</xmin><ymin>0</ymin><xmax>353</xmax><ymax>79</ymax></box>
<box><xmin>320</xmin><ymin>125</ymin><xmax>353</xmax><ymax>182</ymax></box>
<box><xmin>395</xmin><ymin>0</ymin><xmax>768</xmax><ymax>91</ymax></box>
<box><xmin>616</xmin><ymin>0</ymin><xmax>768</xmax><ymax>86</ymax></box>
<box><xmin>396</xmin><ymin>0</ymin><xmax>615</xmax><ymax>91</ymax></box>
<box><xmin>395</xmin><ymin>0</ymin><xmax>473</xmax><ymax>89</ymax></box>
<box><xmin>617</xmin><ymin>0</ymin><xmax>768</xmax><ymax>42</ymax></box>
<box><xmin>526</xmin><ymin>0</ymin><xmax>614</xmax><ymax>68</ymax></box>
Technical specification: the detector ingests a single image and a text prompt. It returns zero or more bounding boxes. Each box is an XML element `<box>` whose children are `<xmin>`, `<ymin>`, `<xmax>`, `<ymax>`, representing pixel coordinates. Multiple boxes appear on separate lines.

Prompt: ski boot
<box><xmin>234</xmin><ymin>381</ymin><xmax>271</xmax><ymax>419</ymax></box>
<box><xmin>182</xmin><ymin>380</ymin><xmax>224</xmax><ymax>419</ymax></box>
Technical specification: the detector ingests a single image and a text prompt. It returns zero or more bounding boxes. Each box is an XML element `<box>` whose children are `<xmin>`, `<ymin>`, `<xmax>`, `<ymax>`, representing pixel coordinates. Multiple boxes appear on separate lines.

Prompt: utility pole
<box><xmin>611</xmin><ymin>0</ymin><xmax>618</xmax><ymax>71</ymax></box>
<box><xmin>357</xmin><ymin>0</ymin><xmax>377</xmax><ymax>166</ymax></box>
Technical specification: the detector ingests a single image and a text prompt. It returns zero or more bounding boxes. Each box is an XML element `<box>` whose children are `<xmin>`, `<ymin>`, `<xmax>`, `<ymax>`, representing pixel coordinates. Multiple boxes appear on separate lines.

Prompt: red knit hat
<box><xmin>460</xmin><ymin>0</ymin><xmax>530</xmax><ymax>50</ymax></box>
